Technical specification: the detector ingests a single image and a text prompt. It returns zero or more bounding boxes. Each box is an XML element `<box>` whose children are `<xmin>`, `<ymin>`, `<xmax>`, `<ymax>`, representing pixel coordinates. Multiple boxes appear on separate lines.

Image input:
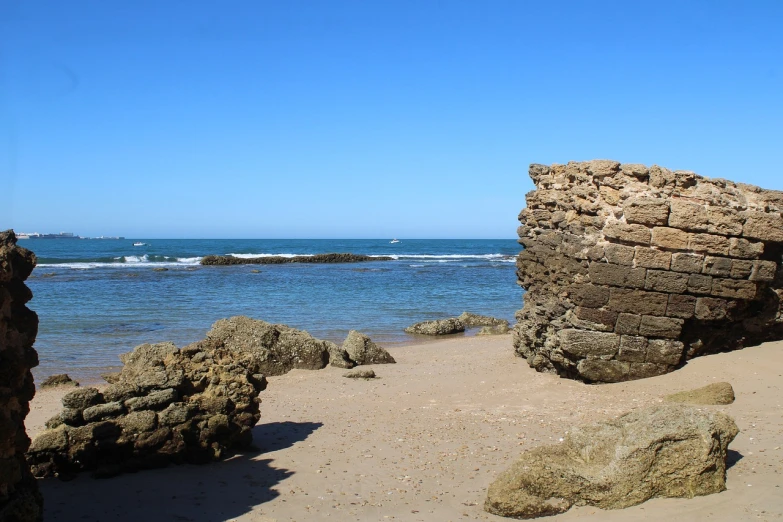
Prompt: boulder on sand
<box><xmin>343</xmin><ymin>368</ymin><xmax>376</xmax><ymax>379</ymax></box>
<box><xmin>342</xmin><ymin>330</ymin><xmax>395</xmax><ymax>365</ymax></box>
<box><xmin>485</xmin><ymin>403</ymin><xmax>738</xmax><ymax>519</ymax></box>
<box><xmin>326</xmin><ymin>342</ymin><xmax>355</xmax><ymax>369</ymax></box>
<box><xmin>198</xmin><ymin>316</ymin><xmax>332</xmax><ymax>376</ymax></box>
<box><xmin>405</xmin><ymin>318</ymin><xmax>465</xmax><ymax>336</ymax></box>
<box><xmin>665</xmin><ymin>382</ymin><xmax>735</xmax><ymax>405</ymax></box>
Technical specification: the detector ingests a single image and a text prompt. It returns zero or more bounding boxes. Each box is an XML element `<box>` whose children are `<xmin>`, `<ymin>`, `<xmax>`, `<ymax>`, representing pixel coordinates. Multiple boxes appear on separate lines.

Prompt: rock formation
<box><xmin>515</xmin><ymin>161</ymin><xmax>783</xmax><ymax>382</ymax></box>
<box><xmin>342</xmin><ymin>330</ymin><xmax>395</xmax><ymax>365</ymax></box>
<box><xmin>26</xmin><ymin>316</ymin><xmax>395</xmax><ymax>479</ymax></box>
<box><xmin>27</xmin><ymin>340</ymin><xmax>267</xmax><ymax>479</ymax></box>
<box><xmin>39</xmin><ymin>374</ymin><xmax>79</xmax><ymax>388</ymax></box>
<box><xmin>0</xmin><ymin>231</ymin><xmax>43</xmax><ymax>521</ymax></box>
<box><xmin>485</xmin><ymin>403</ymin><xmax>738</xmax><ymax>519</ymax></box>
<box><xmin>200</xmin><ymin>253</ymin><xmax>393</xmax><ymax>265</ymax></box>
<box><xmin>199</xmin><ymin>316</ymin><xmax>339</xmax><ymax>375</ymax></box>
<box><xmin>405</xmin><ymin>318</ymin><xmax>465</xmax><ymax>336</ymax></box>
<box><xmin>457</xmin><ymin>312</ymin><xmax>509</xmax><ymax>329</ymax></box>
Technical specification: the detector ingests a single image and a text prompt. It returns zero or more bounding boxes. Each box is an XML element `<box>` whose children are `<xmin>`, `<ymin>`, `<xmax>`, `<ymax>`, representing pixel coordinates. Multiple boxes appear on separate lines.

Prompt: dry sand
<box><xmin>27</xmin><ymin>335</ymin><xmax>783</xmax><ymax>522</ymax></box>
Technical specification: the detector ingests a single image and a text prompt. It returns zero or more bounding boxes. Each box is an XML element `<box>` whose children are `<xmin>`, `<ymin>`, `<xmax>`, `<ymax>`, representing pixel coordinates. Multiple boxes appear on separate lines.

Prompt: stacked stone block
<box><xmin>0</xmin><ymin>231</ymin><xmax>43</xmax><ymax>521</ymax></box>
<box><xmin>514</xmin><ymin>161</ymin><xmax>783</xmax><ymax>383</ymax></box>
<box><xmin>26</xmin><ymin>340</ymin><xmax>267</xmax><ymax>479</ymax></box>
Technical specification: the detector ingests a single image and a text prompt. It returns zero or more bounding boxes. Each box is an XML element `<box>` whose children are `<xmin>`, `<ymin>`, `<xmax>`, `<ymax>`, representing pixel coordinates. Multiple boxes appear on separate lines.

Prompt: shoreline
<box><xmin>31</xmin><ymin>330</ymin><xmax>489</xmax><ymax>387</ymax></box>
<box><xmin>28</xmin><ymin>334</ymin><xmax>783</xmax><ymax>521</ymax></box>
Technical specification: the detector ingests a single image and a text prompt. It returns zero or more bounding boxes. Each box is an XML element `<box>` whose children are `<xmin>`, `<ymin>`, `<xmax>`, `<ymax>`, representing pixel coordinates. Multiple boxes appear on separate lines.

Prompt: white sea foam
<box><xmin>38</xmin><ymin>256</ymin><xmax>203</xmax><ymax>270</ymax></box>
<box><xmin>36</xmin><ymin>252</ymin><xmax>514</xmax><ymax>270</ymax></box>
<box><xmin>380</xmin><ymin>253</ymin><xmax>512</xmax><ymax>261</ymax></box>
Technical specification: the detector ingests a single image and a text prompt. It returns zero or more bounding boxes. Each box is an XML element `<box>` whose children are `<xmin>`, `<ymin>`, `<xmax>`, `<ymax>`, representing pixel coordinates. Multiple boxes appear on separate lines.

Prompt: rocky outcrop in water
<box><xmin>405</xmin><ymin>318</ymin><xmax>465</xmax><ymax>336</ymax></box>
<box><xmin>457</xmin><ymin>312</ymin><xmax>509</xmax><ymax>329</ymax></box>
<box><xmin>0</xmin><ymin>230</ymin><xmax>43</xmax><ymax>521</ymax></box>
<box><xmin>515</xmin><ymin>161</ymin><xmax>783</xmax><ymax>382</ymax></box>
<box><xmin>201</xmin><ymin>253</ymin><xmax>393</xmax><ymax>265</ymax></box>
<box><xmin>405</xmin><ymin>312</ymin><xmax>509</xmax><ymax>336</ymax></box>
<box><xmin>485</xmin><ymin>403</ymin><xmax>738</xmax><ymax>519</ymax></box>
<box><xmin>27</xmin><ymin>339</ymin><xmax>267</xmax><ymax>479</ymax></box>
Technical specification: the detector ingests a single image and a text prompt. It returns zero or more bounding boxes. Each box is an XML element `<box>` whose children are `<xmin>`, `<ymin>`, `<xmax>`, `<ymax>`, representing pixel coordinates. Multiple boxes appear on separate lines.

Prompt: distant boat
<box><xmin>390</xmin><ymin>239</ymin><xmax>400</xmax><ymax>244</ymax></box>
<box><xmin>133</xmin><ymin>242</ymin><xmax>146</xmax><ymax>247</ymax></box>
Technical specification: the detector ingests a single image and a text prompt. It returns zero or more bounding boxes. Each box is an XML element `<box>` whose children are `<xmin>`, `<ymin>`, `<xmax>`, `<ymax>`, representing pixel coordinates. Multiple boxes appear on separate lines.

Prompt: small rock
<box><xmin>476</xmin><ymin>324</ymin><xmax>510</xmax><ymax>335</ymax></box>
<box><xmin>61</xmin><ymin>387</ymin><xmax>102</xmax><ymax>410</ymax></box>
<box><xmin>152</xmin><ymin>267</ymin><xmax>168</xmax><ymax>272</ymax></box>
<box><xmin>83</xmin><ymin>402</ymin><xmax>126</xmax><ymax>423</ymax></box>
<box><xmin>458</xmin><ymin>312</ymin><xmax>509</xmax><ymax>329</ymax></box>
<box><xmin>405</xmin><ymin>318</ymin><xmax>465</xmax><ymax>336</ymax></box>
<box><xmin>343</xmin><ymin>368</ymin><xmax>376</xmax><ymax>379</ymax></box>
<box><xmin>664</xmin><ymin>382</ymin><xmax>735</xmax><ymax>405</ymax></box>
<box><xmin>101</xmin><ymin>372</ymin><xmax>121</xmax><ymax>384</ymax></box>
<box><xmin>124</xmin><ymin>388</ymin><xmax>178</xmax><ymax>412</ymax></box>
<box><xmin>40</xmin><ymin>374</ymin><xmax>80</xmax><ymax>388</ymax></box>
<box><xmin>327</xmin><ymin>341</ymin><xmax>355</xmax><ymax>369</ymax></box>
<box><xmin>29</xmin><ymin>426</ymin><xmax>69</xmax><ymax>453</ymax></box>
<box><xmin>342</xmin><ymin>330</ymin><xmax>395</xmax><ymax>365</ymax></box>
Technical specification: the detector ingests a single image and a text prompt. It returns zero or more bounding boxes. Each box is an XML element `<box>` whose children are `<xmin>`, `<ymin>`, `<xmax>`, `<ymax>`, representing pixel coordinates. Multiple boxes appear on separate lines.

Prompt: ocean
<box><xmin>23</xmin><ymin>238</ymin><xmax>523</xmax><ymax>383</ymax></box>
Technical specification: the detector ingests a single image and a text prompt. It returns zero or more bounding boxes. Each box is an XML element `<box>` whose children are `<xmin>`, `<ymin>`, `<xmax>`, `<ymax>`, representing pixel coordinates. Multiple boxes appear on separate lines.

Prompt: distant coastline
<box><xmin>17</xmin><ymin>232</ymin><xmax>125</xmax><ymax>240</ymax></box>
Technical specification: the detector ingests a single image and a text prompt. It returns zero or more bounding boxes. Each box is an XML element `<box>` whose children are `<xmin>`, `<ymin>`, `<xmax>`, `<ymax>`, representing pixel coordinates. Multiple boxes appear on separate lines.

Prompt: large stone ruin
<box><xmin>515</xmin><ymin>161</ymin><xmax>783</xmax><ymax>383</ymax></box>
<box><xmin>0</xmin><ymin>231</ymin><xmax>43</xmax><ymax>521</ymax></box>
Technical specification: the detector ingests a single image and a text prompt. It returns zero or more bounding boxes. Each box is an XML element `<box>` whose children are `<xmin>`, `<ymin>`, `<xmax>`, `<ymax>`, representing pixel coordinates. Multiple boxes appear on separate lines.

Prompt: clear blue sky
<box><xmin>1</xmin><ymin>1</ymin><xmax>781</xmax><ymax>239</ymax></box>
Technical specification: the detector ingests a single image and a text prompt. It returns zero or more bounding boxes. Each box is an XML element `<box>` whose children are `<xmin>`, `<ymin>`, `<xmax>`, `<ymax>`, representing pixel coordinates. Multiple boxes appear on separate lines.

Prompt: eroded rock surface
<box><xmin>342</xmin><ymin>330</ymin><xmax>395</xmax><ymax>365</ymax></box>
<box><xmin>405</xmin><ymin>318</ymin><xmax>465</xmax><ymax>336</ymax></box>
<box><xmin>26</xmin><ymin>316</ymin><xmax>388</xmax><ymax>478</ymax></box>
<box><xmin>485</xmin><ymin>403</ymin><xmax>738</xmax><ymax>519</ymax></box>
<box><xmin>458</xmin><ymin>312</ymin><xmax>509</xmax><ymax>329</ymax></box>
<box><xmin>27</xmin><ymin>338</ymin><xmax>267</xmax><ymax>478</ymax></box>
<box><xmin>0</xmin><ymin>231</ymin><xmax>43</xmax><ymax>521</ymax></box>
<box><xmin>199</xmin><ymin>316</ymin><xmax>333</xmax><ymax>375</ymax></box>
<box><xmin>515</xmin><ymin>161</ymin><xmax>783</xmax><ymax>382</ymax></box>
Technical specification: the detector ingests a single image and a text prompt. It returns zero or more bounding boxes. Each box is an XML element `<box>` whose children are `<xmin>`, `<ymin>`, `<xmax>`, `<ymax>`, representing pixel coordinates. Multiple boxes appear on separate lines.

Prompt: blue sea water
<box><xmin>24</xmin><ymin>238</ymin><xmax>523</xmax><ymax>382</ymax></box>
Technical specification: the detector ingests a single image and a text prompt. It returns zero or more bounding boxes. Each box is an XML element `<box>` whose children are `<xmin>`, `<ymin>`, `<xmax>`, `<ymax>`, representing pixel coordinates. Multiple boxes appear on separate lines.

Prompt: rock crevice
<box><xmin>514</xmin><ymin>161</ymin><xmax>783</xmax><ymax>382</ymax></box>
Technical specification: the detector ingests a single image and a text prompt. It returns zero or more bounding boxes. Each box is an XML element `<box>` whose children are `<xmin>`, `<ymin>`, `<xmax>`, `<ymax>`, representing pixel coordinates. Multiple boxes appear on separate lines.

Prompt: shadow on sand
<box><xmin>726</xmin><ymin>449</ymin><xmax>744</xmax><ymax>470</ymax></box>
<box><xmin>39</xmin><ymin>421</ymin><xmax>322</xmax><ymax>522</ymax></box>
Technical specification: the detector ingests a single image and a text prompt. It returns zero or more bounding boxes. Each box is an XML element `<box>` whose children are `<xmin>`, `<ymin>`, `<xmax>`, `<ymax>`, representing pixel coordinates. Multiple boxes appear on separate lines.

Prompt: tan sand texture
<box><xmin>27</xmin><ymin>335</ymin><xmax>783</xmax><ymax>521</ymax></box>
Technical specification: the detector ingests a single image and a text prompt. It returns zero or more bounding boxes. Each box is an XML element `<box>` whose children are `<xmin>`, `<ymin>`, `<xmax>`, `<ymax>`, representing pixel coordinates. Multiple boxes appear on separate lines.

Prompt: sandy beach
<box><xmin>26</xmin><ymin>334</ymin><xmax>783</xmax><ymax>522</ymax></box>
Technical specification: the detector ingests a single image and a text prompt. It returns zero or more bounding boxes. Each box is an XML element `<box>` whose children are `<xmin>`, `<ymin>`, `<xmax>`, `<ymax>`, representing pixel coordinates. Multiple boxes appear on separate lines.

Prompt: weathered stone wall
<box><xmin>515</xmin><ymin>161</ymin><xmax>783</xmax><ymax>383</ymax></box>
<box><xmin>0</xmin><ymin>231</ymin><xmax>43</xmax><ymax>521</ymax></box>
